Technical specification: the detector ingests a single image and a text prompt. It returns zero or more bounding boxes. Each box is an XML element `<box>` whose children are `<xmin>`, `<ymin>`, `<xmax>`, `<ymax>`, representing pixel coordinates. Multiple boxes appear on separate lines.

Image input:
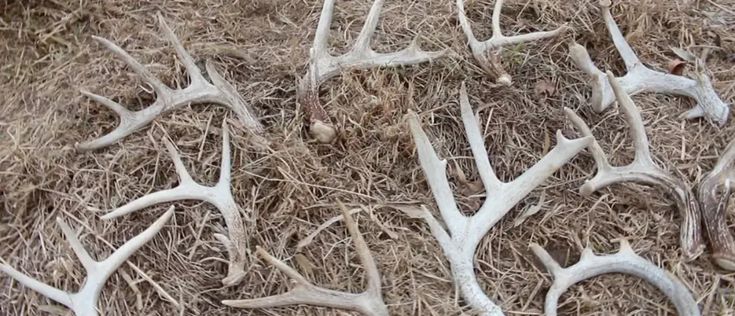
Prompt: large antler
<box><xmin>223</xmin><ymin>203</ymin><xmax>388</xmax><ymax>316</ymax></box>
<box><xmin>299</xmin><ymin>0</ymin><xmax>445</xmax><ymax>144</ymax></box>
<box><xmin>405</xmin><ymin>83</ymin><xmax>591</xmax><ymax>315</ymax></box>
<box><xmin>78</xmin><ymin>13</ymin><xmax>263</xmax><ymax>151</ymax></box>
<box><xmin>698</xmin><ymin>138</ymin><xmax>735</xmax><ymax>270</ymax></box>
<box><xmin>569</xmin><ymin>0</ymin><xmax>728</xmax><ymax>125</ymax></box>
<box><xmin>100</xmin><ymin>120</ymin><xmax>249</xmax><ymax>286</ymax></box>
<box><xmin>0</xmin><ymin>207</ymin><xmax>174</xmax><ymax>316</ymax></box>
<box><xmin>457</xmin><ymin>0</ymin><xmax>567</xmax><ymax>85</ymax></box>
<box><xmin>531</xmin><ymin>240</ymin><xmax>700</xmax><ymax>316</ymax></box>
<box><xmin>565</xmin><ymin>71</ymin><xmax>703</xmax><ymax>260</ymax></box>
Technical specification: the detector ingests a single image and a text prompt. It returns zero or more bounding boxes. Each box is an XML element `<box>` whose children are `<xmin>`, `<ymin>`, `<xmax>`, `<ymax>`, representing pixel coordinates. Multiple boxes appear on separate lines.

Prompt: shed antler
<box><xmin>457</xmin><ymin>0</ymin><xmax>567</xmax><ymax>85</ymax></box>
<box><xmin>531</xmin><ymin>240</ymin><xmax>700</xmax><ymax>316</ymax></box>
<box><xmin>223</xmin><ymin>203</ymin><xmax>388</xmax><ymax>316</ymax></box>
<box><xmin>405</xmin><ymin>83</ymin><xmax>590</xmax><ymax>315</ymax></box>
<box><xmin>299</xmin><ymin>0</ymin><xmax>445</xmax><ymax>143</ymax></box>
<box><xmin>565</xmin><ymin>71</ymin><xmax>703</xmax><ymax>260</ymax></box>
<box><xmin>0</xmin><ymin>207</ymin><xmax>174</xmax><ymax>316</ymax></box>
<box><xmin>569</xmin><ymin>0</ymin><xmax>728</xmax><ymax>125</ymax></box>
<box><xmin>698</xmin><ymin>138</ymin><xmax>735</xmax><ymax>270</ymax></box>
<box><xmin>78</xmin><ymin>13</ymin><xmax>263</xmax><ymax>151</ymax></box>
<box><xmin>100</xmin><ymin>121</ymin><xmax>249</xmax><ymax>286</ymax></box>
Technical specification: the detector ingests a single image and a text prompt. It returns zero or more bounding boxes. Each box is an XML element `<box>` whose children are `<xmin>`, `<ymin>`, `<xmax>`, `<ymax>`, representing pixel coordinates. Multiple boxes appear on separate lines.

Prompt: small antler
<box><xmin>565</xmin><ymin>71</ymin><xmax>703</xmax><ymax>260</ymax></box>
<box><xmin>0</xmin><ymin>207</ymin><xmax>174</xmax><ymax>316</ymax></box>
<box><xmin>530</xmin><ymin>240</ymin><xmax>700</xmax><ymax>316</ymax></box>
<box><xmin>698</xmin><ymin>138</ymin><xmax>735</xmax><ymax>270</ymax></box>
<box><xmin>100</xmin><ymin>120</ymin><xmax>249</xmax><ymax>286</ymax></box>
<box><xmin>299</xmin><ymin>0</ymin><xmax>446</xmax><ymax>143</ymax></box>
<box><xmin>457</xmin><ymin>0</ymin><xmax>567</xmax><ymax>85</ymax></box>
<box><xmin>404</xmin><ymin>83</ymin><xmax>590</xmax><ymax>315</ymax></box>
<box><xmin>78</xmin><ymin>12</ymin><xmax>263</xmax><ymax>151</ymax></box>
<box><xmin>569</xmin><ymin>0</ymin><xmax>728</xmax><ymax>125</ymax></box>
<box><xmin>223</xmin><ymin>203</ymin><xmax>388</xmax><ymax>316</ymax></box>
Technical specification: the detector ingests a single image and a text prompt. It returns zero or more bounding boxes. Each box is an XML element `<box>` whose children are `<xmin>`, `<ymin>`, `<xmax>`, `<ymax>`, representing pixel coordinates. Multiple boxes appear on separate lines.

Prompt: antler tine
<box><xmin>100</xmin><ymin>120</ymin><xmax>249</xmax><ymax>286</ymax></box>
<box><xmin>0</xmin><ymin>207</ymin><xmax>174</xmax><ymax>316</ymax></box>
<box><xmin>531</xmin><ymin>240</ymin><xmax>700</xmax><ymax>316</ymax></box>
<box><xmin>223</xmin><ymin>205</ymin><xmax>388</xmax><ymax>316</ymax></box>
<box><xmin>404</xmin><ymin>84</ymin><xmax>590</xmax><ymax>315</ymax></box>
<box><xmin>156</xmin><ymin>12</ymin><xmax>203</xmax><ymax>85</ymax></box>
<box><xmin>699</xmin><ymin>138</ymin><xmax>735</xmax><ymax>270</ymax></box>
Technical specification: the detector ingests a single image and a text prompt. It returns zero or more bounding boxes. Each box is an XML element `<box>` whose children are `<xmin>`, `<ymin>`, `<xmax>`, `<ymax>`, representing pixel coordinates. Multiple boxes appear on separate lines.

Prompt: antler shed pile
<box><xmin>2</xmin><ymin>0</ymin><xmax>732</xmax><ymax>315</ymax></box>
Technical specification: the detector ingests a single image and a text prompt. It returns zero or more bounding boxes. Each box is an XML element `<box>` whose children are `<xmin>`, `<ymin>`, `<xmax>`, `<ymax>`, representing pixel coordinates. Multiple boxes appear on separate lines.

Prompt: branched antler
<box><xmin>299</xmin><ymin>0</ymin><xmax>446</xmax><ymax>143</ymax></box>
<box><xmin>569</xmin><ymin>0</ymin><xmax>728</xmax><ymax>125</ymax></box>
<box><xmin>100</xmin><ymin>120</ymin><xmax>249</xmax><ymax>286</ymax></box>
<box><xmin>78</xmin><ymin>13</ymin><xmax>263</xmax><ymax>151</ymax></box>
<box><xmin>457</xmin><ymin>0</ymin><xmax>567</xmax><ymax>85</ymax></box>
<box><xmin>531</xmin><ymin>240</ymin><xmax>700</xmax><ymax>316</ymax></box>
<box><xmin>698</xmin><ymin>138</ymin><xmax>735</xmax><ymax>270</ymax></box>
<box><xmin>405</xmin><ymin>83</ymin><xmax>591</xmax><ymax>315</ymax></box>
<box><xmin>223</xmin><ymin>203</ymin><xmax>388</xmax><ymax>316</ymax></box>
<box><xmin>0</xmin><ymin>207</ymin><xmax>174</xmax><ymax>316</ymax></box>
<box><xmin>564</xmin><ymin>71</ymin><xmax>703</xmax><ymax>260</ymax></box>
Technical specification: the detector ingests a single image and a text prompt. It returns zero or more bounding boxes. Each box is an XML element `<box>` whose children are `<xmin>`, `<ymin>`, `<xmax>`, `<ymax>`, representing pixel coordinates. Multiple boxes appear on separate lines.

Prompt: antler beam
<box><xmin>698</xmin><ymin>138</ymin><xmax>735</xmax><ymax>270</ymax></box>
<box><xmin>405</xmin><ymin>83</ymin><xmax>590</xmax><ymax>315</ymax></box>
<box><xmin>78</xmin><ymin>13</ymin><xmax>263</xmax><ymax>151</ymax></box>
<box><xmin>0</xmin><ymin>207</ymin><xmax>174</xmax><ymax>316</ymax></box>
<box><xmin>100</xmin><ymin>120</ymin><xmax>249</xmax><ymax>286</ymax></box>
<box><xmin>299</xmin><ymin>0</ymin><xmax>445</xmax><ymax>143</ymax></box>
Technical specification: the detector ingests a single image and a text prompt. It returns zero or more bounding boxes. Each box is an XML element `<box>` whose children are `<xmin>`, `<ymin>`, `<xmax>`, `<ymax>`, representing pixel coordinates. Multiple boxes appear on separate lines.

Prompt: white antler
<box><xmin>100</xmin><ymin>120</ymin><xmax>249</xmax><ymax>286</ymax></box>
<box><xmin>0</xmin><ymin>207</ymin><xmax>173</xmax><ymax>316</ymax></box>
<box><xmin>530</xmin><ymin>240</ymin><xmax>700</xmax><ymax>316</ymax></box>
<box><xmin>564</xmin><ymin>71</ymin><xmax>703</xmax><ymax>260</ymax></box>
<box><xmin>299</xmin><ymin>0</ymin><xmax>446</xmax><ymax>143</ymax></box>
<box><xmin>405</xmin><ymin>83</ymin><xmax>591</xmax><ymax>315</ymax></box>
<box><xmin>223</xmin><ymin>203</ymin><xmax>388</xmax><ymax>316</ymax></box>
<box><xmin>78</xmin><ymin>12</ymin><xmax>263</xmax><ymax>151</ymax></box>
<box><xmin>698</xmin><ymin>138</ymin><xmax>735</xmax><ymax>270</ymax></box>
<box><xmin>569</xmin><ymin>0</ymin><xmax>728</xmax><ymax>125</ymax></box>
<box><xmin>457</xmin><ymin>0</ymin><xmax>567</xmax><ymax>85</ymax></box>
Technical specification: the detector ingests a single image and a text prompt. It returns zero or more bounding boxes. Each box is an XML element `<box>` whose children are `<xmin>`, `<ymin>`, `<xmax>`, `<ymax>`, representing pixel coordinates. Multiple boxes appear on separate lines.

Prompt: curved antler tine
<box><xmin>155</xmin><ymin>12</ymin><xmax>203</xmax><ymax>83</ymax></box>
<box><xmin>92</xmin><ymin>36</ymin><xmax>170</xmax><ymax>95</ymax></box>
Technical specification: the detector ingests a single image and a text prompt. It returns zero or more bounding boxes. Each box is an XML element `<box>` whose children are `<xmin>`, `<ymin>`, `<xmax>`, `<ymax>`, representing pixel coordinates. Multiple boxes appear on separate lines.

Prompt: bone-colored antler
<box><xmin>698</xmin><ymin>138</ymin><xmax>735</xmax><ymax>270</ymax></box>
<box><xmin>569</xmin><ymin>0</ymin><xmax>728</xmax><ymax>125</ymax></box>
<box><xmin>564</xmin><ymin>71</ymin><xmax>703</xmax><ymax>260</ymax></box>
<box><xmin>0</xmin><ymin>207</ymin><xmax>173</xmax><ymax>316</ymax></box>
<box><xmin>405</xmin><ymin>83</ymin><xmax>591</xmax><ymax>315</ymax></box>
<box><xmin>299</xmin><ymin>0</ymin><xmax>446</xmax><ymax>143</ymax></box>
<box><xmin>530</xmin><ymin>240</ymin><xmax>700</xmax><ymax>316</ymax></box>
<box><xmin>78</xmin><ymin>13</ymin><xmax>263</xmax><ymax>151</ymax></box>
<box><xmin>223</xmin><ymin>203</ymin><xmax>388</xmax><ymax>316</ymax></box>
<box><xmin>457</xmin><ymin>0</ymin><xmax>567</xmax><ymax>85</ymax></box>
<box><xmin>100</xmin><ymin>120</ymin><xmax>249</xmax><ymax>286</ymax></box>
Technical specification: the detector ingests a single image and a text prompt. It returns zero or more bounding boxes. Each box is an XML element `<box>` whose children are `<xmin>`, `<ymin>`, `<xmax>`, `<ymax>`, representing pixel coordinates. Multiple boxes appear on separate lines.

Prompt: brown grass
<box><xmin>1</xmin><ymin>0</ymin><xmax>734</xmax><ymax>315</ymax></box>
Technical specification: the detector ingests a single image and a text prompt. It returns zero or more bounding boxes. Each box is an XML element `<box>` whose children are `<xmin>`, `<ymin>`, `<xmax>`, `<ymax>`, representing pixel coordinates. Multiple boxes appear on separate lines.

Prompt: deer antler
<box><xmin>457</xmin><ymin>0</ymin><xmax>567</xmax><ymax>85</ymax></box>
<box><xmin>405</xmin><ymin>83</ymin><xmax>591</xmax><ymax>315</ymax></box>
<box><xmin>530</xmin><ymin>240</ymin><xmax>700</xmax><ymax>316</ymax></box>
<box><xmin>698</xmin><ymin>138</ymin><xmax>735</xmax><ymax>270</ymax></box>
<box><xmin>78</xmin><ymin>13</ymin><xmax>263</xmax><ymax>151</ymax></box>
<box><xmin>223</xmin><ymin>203</ymin><xmax>388</xmax><ymax>316</ymax></box>
<box><xmin>564</xmin><ymin>71</ymin><xmax>703</xmax><ymax>260</ymax></box>
<box><xmin>299</xmin><ymin>0</ymin><xmax>445</xmax><ymax>143</ymax></box>
<box><xmin>0</xmin><ymin>207</ymin><xmax>174</xmax><ymax>316</ymax></box>
<box><xmin>100</xmin><ymin>120</ymin><xmax>249</xmax><ymax>286</ymax></box>
<box><xmin>569</xmin><ymin>0</ymin><xmax>728</xmax><ymax>125</ymax></box>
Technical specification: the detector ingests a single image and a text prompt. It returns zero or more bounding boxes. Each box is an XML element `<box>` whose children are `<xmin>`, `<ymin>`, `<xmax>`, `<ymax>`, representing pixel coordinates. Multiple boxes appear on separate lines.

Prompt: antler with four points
<box><xmin>698</xmin><ymin>138</ymin><xmax>735</xmax><ymax>270</ymax></box>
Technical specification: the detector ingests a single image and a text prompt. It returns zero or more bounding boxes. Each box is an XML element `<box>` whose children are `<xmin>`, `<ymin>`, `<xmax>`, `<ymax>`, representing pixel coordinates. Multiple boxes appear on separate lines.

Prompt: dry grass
<box><xmin>1</xmin><ymin>0</ymin><xmax>735</xmax><ymax>315</ymax></box>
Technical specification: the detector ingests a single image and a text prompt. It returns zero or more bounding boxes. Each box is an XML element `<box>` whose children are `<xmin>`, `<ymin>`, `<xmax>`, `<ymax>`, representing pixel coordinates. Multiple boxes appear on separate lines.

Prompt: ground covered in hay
<box><xmin>1</xmin><ymin>0</ymin><xmax>734</xmax><ymax>315</ymax></box>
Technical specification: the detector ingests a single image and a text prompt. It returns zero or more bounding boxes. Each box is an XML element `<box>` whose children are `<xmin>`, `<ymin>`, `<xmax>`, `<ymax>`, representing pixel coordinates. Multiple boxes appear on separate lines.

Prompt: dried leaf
<box><xmin>670</xmin><ymin>47</ymin><xmax>697</xmax><ymax>63</ymax></box>
<box><xmin>294</xmin><ymin>254</ymin><xmax>317</xmax><ymax>276</ymax></box>
<box><xmin>668</xmin><ymin>59</ymin><xmax>687</xmax><ymax>76</ymax></box>
<box><xmin>513</xmin><ymin>191</ymin><xmax>547</xmax><ymax>227</ymax></box>
<box><xmin>534</xmin><ymin>80</ymin><xmax>555</xmax><ymax>97</ymax></box>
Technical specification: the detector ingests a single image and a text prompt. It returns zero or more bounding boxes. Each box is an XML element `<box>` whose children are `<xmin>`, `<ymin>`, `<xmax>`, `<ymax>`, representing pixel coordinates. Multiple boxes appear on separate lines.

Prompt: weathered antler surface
<box><xmin>698</xmin><ymin>138</ymin><xmax>735</xmax><ymax>270</ymax></box>
<box><xmin>530</xmin><ymin>240</ymin><xmax>700</xmax><ymax>316</ymax></box>
<box><xmin>406</xmin><ymin>83</ymin><xmax>591</xmax><ymax>315</ymax></box>
<box><xmin>78</xmin><ymin>13</ymin><xmax>262</xmax><ymax>151</ymax></box>
<box><xmin>100</xmin><ymin>121</ymin><xmax>249</xmax><ymax>286</ymax></box>
<box><xmin>565</xmin><ymin>71</ymin><xmax>703</xmax><ymax>260</ymax></box>
<box><xmin>569</xmin><ymin>0</ymin><xmax>728</xmax><ymax>125</ymax></box>
<box><xmin>223</xmin><ymin>203</ymin><xmax>388</xmax><ymax>316</ymax></box>
<box><xmin>299</xmin><ymin>0</ymin><xmax>445</xmax><ymax>143</ymax></box>
<box><xmin>0</xmin><ymin>207</ymin><xmax>174</xmax><ymax>316</ymax></box>
<box><xmin>457</xmin><ymin>0</ymin><xmax>567</xmax><ymax>85</ymax></box>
